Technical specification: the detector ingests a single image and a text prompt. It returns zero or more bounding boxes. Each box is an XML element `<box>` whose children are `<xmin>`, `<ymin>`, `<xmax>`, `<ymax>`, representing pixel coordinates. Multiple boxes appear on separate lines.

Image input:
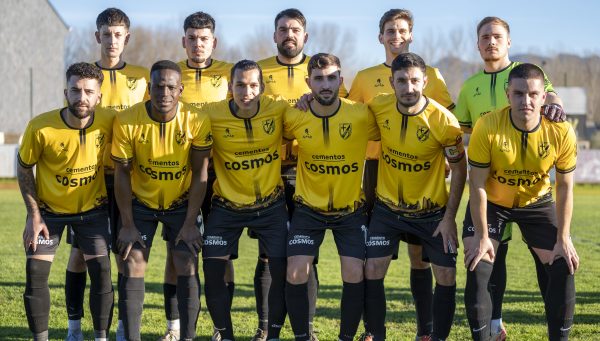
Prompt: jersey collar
<box><xmin>59</xmin><ymin>107</ymin><xmax>96</xmax><ymax>130</ymax></box>
<box><xmin>396</xmin><ymin>97</ymin><xmax>429</xmax><ymax>117</ymax></box>
<box><xmin>185</xmin><ymin>59</ymin><xmax>214</xmax><ymax>70</ymax></box>
<box><xmin>94</xmin><ymin>61</ymin><xmax>127</xmax><ymax>71</ymax></box>
<box><xmin>483</xmin><ymin>61</ymin><xmax>514</xmax><ymax>75</ymax></box>
<box><xmin>275</xmin><ymin>54</ymin><xmax>307</xmax><ymax>67</ymax></box>
<box><xmin>509</xmin><ymin>109</ymin><xmax>542</xmax><ymax>133</ymax></box>
<box><xmin>228</xmin><ymin>99</ymin><xmax>261</xmax><ymax>120</ymax></box>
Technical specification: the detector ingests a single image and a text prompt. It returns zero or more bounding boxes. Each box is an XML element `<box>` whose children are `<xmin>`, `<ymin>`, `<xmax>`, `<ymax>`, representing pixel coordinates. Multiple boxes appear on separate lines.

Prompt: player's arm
<box><xmin>434</xmin><ymin>150</ymin><xmax>467</xmax><ymax>254</ymax></box>
<box><xmin>552</xmin><ymin>169</ymin><xmax>579</xmax><ymax>274</ymax></box>
<box><xmin>17</xmin><ymin>163</ymin><xmax>48</xmax><ymax>252</ymax></box>
<box><xmin>113</xmin><ymin>159</ymin><xmax>145</xmax><ymax>259</ymax></box>
<box><xmin>175</xmin><ymin>148</ymin><xmax>210</xmax><ymax>255</ymax></box>
<box><xmin>464</xmin><ymin>165</ymin><xmax>495</xmax><ymax>271</ymax></box>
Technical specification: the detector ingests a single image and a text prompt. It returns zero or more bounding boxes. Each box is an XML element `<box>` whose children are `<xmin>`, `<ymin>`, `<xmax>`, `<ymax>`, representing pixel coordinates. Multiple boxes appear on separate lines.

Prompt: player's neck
<box><xmin>188</xmin><ymin>57</ymin><xmax>213</xmax><ymax>69</ymax></box>
<box><xmin>277</xmin><ymin>53</ymin><xmax>304</xmax><ymax>65</ymax></box>
<box><xmin>148</xmin><ymin>102</ymin><xmax>178</xmax><ymax>123</ymax></box>
<box><xmin>310</xmin><ymin>98</ymin><xmax>341</xmax><ymax>117</ymax></box>
<box><xmin>61</xmin><ymin>108</ymin><xmax>93</xmax><ymax>129</ymax></box>
<box><xmin>229</xmin><ymin>100</ymin><xmax>259</xmax><ymax>119</ymax></box>
<box><xmin>385</xmin><ymin>49</ymin><xmax>408</xmax><ymax>66</ymax></box>
<box><xmin>98</xmin><ymin>55</ymin><xmax>125</xmax><ymax>69</ymax></box>
<box><xmin>483</xmin><ymin>58</ymin><xmax>511</xmax><ymax>73</ymax></box>
<box><xmin>510</xmin><ymin>109</ymin><xmax>541</xmax><ymax>131</ymax></box>
<box><xmin>397</xmin><ymin>96</ymin><xmax>427</xmax><ymax>115</ymax></box>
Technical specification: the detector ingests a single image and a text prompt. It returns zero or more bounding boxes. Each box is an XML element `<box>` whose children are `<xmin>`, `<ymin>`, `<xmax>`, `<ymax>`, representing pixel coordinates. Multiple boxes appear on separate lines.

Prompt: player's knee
<box><xmin>163</xmin><ymin>259</ymin><xmax>177</xmax><ymax>284</ymax></box>
<box><xmin>171</xmin><ymin>249</ymin><xmax>197</xmax><ymax>276</ymax></box>
<box><xmin>224</xmin><ymin>260</ymin><xmax>235</xmax><ymax>282</ymax></box>
<box><xmin>545</xmin><ymin>257</ymin><xmax>570</xmax><ymax>279</ymax></box>
<box><xmin>67</xmin><ymin>248</ymin><xmax>87</xmax><ymax>272</ymax></box>
<box><xmin>26</xmin><ymin>258</ymin><xmax>52</xmax><ymax>288</ymax></box>
<box><xmin>432</xmin><ymin>265</ymin><xmax>456</xmax><ymax>286</ymax></box>
<box><xmin>365</xmin><ymin>258</ymin><xmax>388</xmax><ymax>279</ymax></box>
<box><xmin>124</xmin><ymin>249</ymin><xmax>147</xmax><ymax>277</ymax></box>
<box><xmin>286</xmin><ymin>263</ymin><xmax>309</xmax><ymax>284</ymax></box>
<box><xmin>407</xmin><ymin>245</ymin><xmax>430</xmax><ymax>269</ymax></box>
<box><xmin>86</xmin><ymin>256</ymin><xmax>112</xmax><ymax>293</ymax></box>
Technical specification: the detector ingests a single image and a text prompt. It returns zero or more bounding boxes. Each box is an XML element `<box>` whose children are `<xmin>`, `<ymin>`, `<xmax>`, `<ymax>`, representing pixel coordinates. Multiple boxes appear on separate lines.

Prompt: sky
<box><xmin>50</xmin><ymin>0</ymin><xmax>600</xmax><ymax>68</ymax></box>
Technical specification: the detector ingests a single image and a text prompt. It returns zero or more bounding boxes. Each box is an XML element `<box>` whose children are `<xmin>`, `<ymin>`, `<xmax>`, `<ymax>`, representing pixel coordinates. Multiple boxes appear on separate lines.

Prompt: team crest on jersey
<box><xmin>374</xmin><ymin>78</ymin><xmax>384</xmax><ymax>87</ymax></box>
<box><xmin>262</xmin><ymin>118</ymin><xmax>275</xmax><ymax>135</ymax></box>
<box><xmin>339</xmin><ymin>123</ymin><xmax>352</xmax><ymax>140</ymax></box>
<box><xmin>138</xmin><ymin>133</ymin><xmax>149</xmax><ymax>144</ymax></box>
<box><xmin>175</xmin><ymin>131</ymin><xmax>188</xmax><ymax>146</ymax></box>
<box><xmin>210</xmin><ymin>75</ymin><xmax>223</xmax><ymax>88</ymax></box>
<box><xmin>499</xmin><ymin>140</ymin><xmax>510</xmax><ymax>153</ymax></box>
<box><xmin>95</xmin><ymin>133</ymin><xmax>105</xmax><ymax>148</ymax></box>
<box><xmin>126</xmin><ymin>77</ymin><xmax>138</xmax><ymax>91</ymax></box>
<box><xmin>416</xmin><ymin>126</ymin><xmax>429</xmax><ymax>142</ymax></box>
<box><xmin>383</xmin><ymin>119</ymin><xmax>391</xmax><ymax>130</ymax></box>
<box><xmin>538</xmin><ymin>142</ymin><xmax>550</xmax><ymax>159</ymax></box>
<box><xmin>265</xmin><ymin>75</ymin><xmax>276</xmax><ymax>84</ymax></box>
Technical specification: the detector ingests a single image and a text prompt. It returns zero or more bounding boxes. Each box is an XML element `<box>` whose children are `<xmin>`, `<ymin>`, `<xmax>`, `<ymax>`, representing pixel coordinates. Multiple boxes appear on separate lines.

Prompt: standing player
<box><xmin>257</xmin><ymin>9</ymin><xmax>348</xmax><ymax>340</ymax></box>
<box><xmin>63</xmin><ymin>8</ymin><xmax>150</xmax><ymax>341</ymax></box>
<box><xmin>284</xmin><ymin>53</ymin><xmax>372</xmax><ymax>341</ymax></box>
<box><xmin>202</xmin><ymin>59</ymin><xmax>290</xmax><ymax>341</ymax></box>
<box><xmin>463</xmin><ymin>63</ymin><xmax>578</xmax><ymax>341</ymax></box>
<box><xmin>158</xmin><ymin>11</ymin><xmax>233</xmax><ymax>341</ymax></box>
<box><xmin>348</xmin><ymin>9</ymin><xmax>455</xmax><ymax>339</ymax></box>
<box><xmin>453</xmin><ymin>16</ymin><xmax>565</xmax><ymax>340</ymax></box>
<box><xmin>111</xmin><ymin>60</ymin><xmax>212</xmax><ymax>341</ymax></box>
<box><xmin>363</xmin><ymin>53</ymin><xmax>467</xmax><ymax>341</ymax></box>
<box><xmin>18</xmin><ymin>63</ymin><xmax>115</xmax><ymax>341</ymax></box>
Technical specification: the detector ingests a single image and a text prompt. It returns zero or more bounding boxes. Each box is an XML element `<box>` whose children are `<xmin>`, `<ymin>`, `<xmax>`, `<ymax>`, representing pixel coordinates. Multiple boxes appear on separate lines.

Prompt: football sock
<box><xmin>254</xmin><ymin>258</ymin><xmax>271</xmax><ymax>331</ymax></box>
<box><xmin>490</xmin><ymin>242</ymin><xmax>508</xmax><ymax>320</ymax></box>
<box><xmin>432</xmin><ymin>283</ymin><xmax>456</xmax><ymax>340</ymax></box>
<box><xmin>120</xmin><ymin>276</ymin><xmax>145</xmax><ymax>341</ymax></box>
<box><xmin>163</xmin><ymin>283</ymin><xmax>179</xmax><ymax>321</ymax></box>
<box><xmin>286</xmin><ymin>281</ymin><xmax>309</xmax><ymax>341</ymax></box>
<box><xmin>544</xmin><ymin>258</ymin><xmax>575</xmax><ymax>341</ymax></box>
<box><xmin>410</xmin><ymin>268</ymin><xmax>433</xmax><ymax>336</ymax></box>
<box><xmin>65</xmin><ymin>270</ymin><xmax>87</xmax><ymax>321</ymax></box>
<box><xmin>339</xmin><ymin>281</ymin><xmax>365</xmax><ymax>341</ymax></box>
<box><xmin>204</xmin><ymin>258</ymin><xmax>234</xmax><ymax>340</ymax></box>
<box><xmin>308</xmin><ymin>264</ymin><xmax>319</xmax><ymax>326</ymax></box>
<box><xmin>86</xmin><ymin>256</ymin><xmax>113</xmax><ymax>333</ymax></box>
<box><xmin>24</xmin><ymin>259</ymin><xmax>52</xmax><ymax>335</ymax></box>
<box><xmin>464</xmin><ymin>261</ymin><xmax>493</xmax><ymax>341</ymax></box>
<box><xmin>267</xmin><ymin>258</ymin><xmax>287</xmax><ymax>339</ymax></box>
<box><xmin>364</xmin><ymin>279</ymin><xmax>386</xmax><ymax>340</ymax></box>
<box><xmin>177</xmin><ymin>274</ymin><xmax>200</xmax><ymax>339</ymax></box>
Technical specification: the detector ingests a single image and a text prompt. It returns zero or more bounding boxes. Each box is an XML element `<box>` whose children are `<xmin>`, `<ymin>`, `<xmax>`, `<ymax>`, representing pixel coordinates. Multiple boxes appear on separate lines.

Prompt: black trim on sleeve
<box><xmin>468</xmin><ymin>159</ymin><xmax>490</xmax><ymax>168</ymax></box>
<box><xmin>191</xmin><ymin>145</ymin><xmax>212</xmax><ymax>151</ymax></box>
<box><xmin>110</xmin><ymin>155</ymin><xmax>133</xmax><ymax>164</ymax></box>
<box><xmin>556</xmin><ymin>165</ymin><xmax>576</xmax><ymax>174</ymax></box>
<box><xmin>17</xmin><ymin>154</ymin><xmax>35</xmax><ymax>168</ymax></box>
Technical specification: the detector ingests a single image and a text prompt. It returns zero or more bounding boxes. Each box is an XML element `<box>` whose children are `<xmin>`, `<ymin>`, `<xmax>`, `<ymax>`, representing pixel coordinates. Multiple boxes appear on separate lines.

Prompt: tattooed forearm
<box><xmin>17</xmin><ymin>165</ymin><xmax>40</xmax><ymax>215</ymax></box>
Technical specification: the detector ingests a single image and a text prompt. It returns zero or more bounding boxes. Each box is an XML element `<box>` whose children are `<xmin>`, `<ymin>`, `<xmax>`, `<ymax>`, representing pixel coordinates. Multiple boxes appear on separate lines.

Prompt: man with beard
<box><xmin>284</xmin><ymin>53</ymin><xmax>374</xmax><ymax>341</ymax></box>
<box><xmin>454</xmin><ymin>17</ymin><xmax>564</xmax><ymax>340</ymax></box>
<box><xmin>462</xmin><ymin>63</ymin><xmax>578</xmax><ymax>341</ymax></box>
<box><xmin>201</xmin><ymin>59</ymin><xmax>290</xmax><ymax>341</ymax></box>
<box><xmin>18</xmin><ymin>62</ymin><xmax>115</xmax><ymax>341</ymax></box>
<box><xmin>348</xmin><ymin>9</ymin><xmax>455</xmax><ymax>340</ymax></box>
<box><xmin>156</xmin><ymin>12</ymin><xmax>233</xmax><ymax>341</ymax></box>
<box><xmin>256</xmin><ymin>9</ymin><xmax>347</xmax><ymax>340</ymax></box>
<box><xmin>362</xmin><ymin>53</ymin><xmax>467</xmax><ymax>341</ymax></box>
<box><xmin>111</xmin><ymin>60</ymin><xmax>212</xmax><ymax>341</ymax></box>
<box><xmin>63</xmin><ymin>8</ymin><xmax>150</xmax><ymax>341</ymax></box>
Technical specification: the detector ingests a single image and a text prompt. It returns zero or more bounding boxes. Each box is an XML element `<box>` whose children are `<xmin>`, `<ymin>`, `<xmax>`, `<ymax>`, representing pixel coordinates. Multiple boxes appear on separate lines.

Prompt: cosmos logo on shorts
<box><xmin>289</xmin><ymin>235</ymin><xmax>314</xmax><ymax>245</ymax></box>
<box><xmin>204</xmin><ymin>236</ymin><xmax>227</xmax><ymax>246</ymax></box>
<box><xmin>37</xmin><ymin>236</ymin><xmax>54</xmax><ymax>246</ymax></box>
<box><xmin>366</xmin><ymin>236</ymin><xmax>389</xmax><ymax>247</ymax></box>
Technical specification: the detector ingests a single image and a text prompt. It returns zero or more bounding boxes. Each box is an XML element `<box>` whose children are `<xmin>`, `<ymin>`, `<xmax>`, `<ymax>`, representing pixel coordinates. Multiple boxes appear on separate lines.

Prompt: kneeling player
<box><xmin>463</xmin><ymin>63</ymin><xmax>579</xmax><ymax>341</ymax></box>
<box><xmin>284</xmin><ymin>53</ymin><xmax>374</xmax><ymax>341</ymax></box>
<box><xmin>201</xmin><ymin>60</ymin><xmax>290</xmax><ymax>341</ymax></box>
<box><xmin>363</xmin><ymin>53</ymin><xmax>467</xmax><ymax>341</ymax></box>
<box><xmin>19</xmin><ymin>63</ymin><xmax>115</xmax><ymax>341</ymax></box>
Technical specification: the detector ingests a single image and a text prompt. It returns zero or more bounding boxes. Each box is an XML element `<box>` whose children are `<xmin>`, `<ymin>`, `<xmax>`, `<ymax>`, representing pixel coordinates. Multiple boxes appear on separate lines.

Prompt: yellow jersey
<box><xmin>284</xmin><ymin>98</ymin><xmax>375</xmax><ymax>212</ymax></box>
<box><xmin>111</xmin><ymin>101</ymin><xmax>212</xmax><ymax>210</ymax></box>
<box><xmin>468</xmin><ymin>106</ymin><xmax>576</xmax><ymax>208</ymax></box>
<box><xmin>203</xmin><ymin>96</ymin><xmax>289</xmax><ymax>206</ymax></box>
<box><xmin>18</xmin><ymin>108</ymin><xmax>115</xmax><ymax>214</ymax></box>
<box><xmin>368</xmin><ymin>94</ymin><xmax>464</xmax><ymax>215</ymax></box>
<box><xmin>177</xmin><ymin>59</ymin><xmax>232</xmax><ymax>108</ymax></box>
<box><xmin>96</xmin><ymin>62</ymin><xmax>149</xmax><ymax>111</ymax></box>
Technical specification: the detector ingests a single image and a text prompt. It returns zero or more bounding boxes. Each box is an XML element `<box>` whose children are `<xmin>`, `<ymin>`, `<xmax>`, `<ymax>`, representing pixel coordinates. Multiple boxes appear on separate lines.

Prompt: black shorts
<box><xmin>462</xmin><ymin>200</ymin><xmax>558</xmax><ymax>251</ymax></box>
<box><xmin>126</xmin><ymin>200</ymin><xmax>199</xmax><ymax>254</ymax></box>
<box><xmin>287</xmin><ymin>203</ymin><xmax>368</xmax><ymax>260</ymax></box>
<box><xmin>366</xmin><ymin>202</ymin><xmax>456</xmax><ymax>267</ymax></box>
<box><xmin>26</xmin><ymin>207</ymin><xmax>110</xmax><ymax>256</ymax></box>
<box><xmin>202</xmin><ymin>196</ymin><xmax>288</xmax><ymax>259</ymax></box>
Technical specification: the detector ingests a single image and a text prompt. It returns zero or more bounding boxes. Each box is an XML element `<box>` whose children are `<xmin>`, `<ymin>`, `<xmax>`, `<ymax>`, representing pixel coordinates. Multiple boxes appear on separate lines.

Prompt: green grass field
<box><xmin>0</xmin><ymin>183</ymin><xmax>599</xmax><ymax>340</ymax></box>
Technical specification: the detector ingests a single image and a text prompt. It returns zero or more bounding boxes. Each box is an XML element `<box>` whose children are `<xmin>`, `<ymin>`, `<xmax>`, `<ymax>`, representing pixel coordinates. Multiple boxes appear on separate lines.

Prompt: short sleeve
<box><xmin>339</xmin><ymin>82</ymin><xmax>349</xmax><ymax>98</ymax></box>
<box><xmin>467</xmin><ymin>118</ymin><xmax>491</xmax><ymax>168</ymax></box>
<box><xmin>283</xmin><ymin>107</ymin><xmax>300</xmax><ymax>141</ymax></box>
<box><xmin>367</xmin><ymin>109</ymin><xmax>380</xmax><ymax>141</ymax></box>
<box><xmin>110</xmin><ymin>115</ymin><xmax>134</xmax><ymax>163</ymax></box>
<box><xmin>555</xmin><ymin>125</ymin><xmax>577</xmax><ymax>173</ymax></box>
<box><xmin>453</xmin><ymin>85</ymin><xmax>472</xmax><ymax>128</ymax></box>
<box><xmin>192</xmin><ymin>113</ymin><xmax>213</xmax><ymax>151</ymax></box>
<box><xmin>425</xmin><ymin>67</ymin><xmax>455</xmax><ymax>110</ymax></box>
<box><xmin>18</xmin><ymin>121</ymin><xmax>42</xmax><ymax>168</ymax></box>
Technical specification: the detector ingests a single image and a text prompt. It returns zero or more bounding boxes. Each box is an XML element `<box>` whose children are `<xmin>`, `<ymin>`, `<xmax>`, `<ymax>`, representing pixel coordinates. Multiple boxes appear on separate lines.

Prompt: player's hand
<box><xmin>550</xmin><ymin>237</ymin><xmax>580</xmax><ymax>274</ymax></box>
<box><xmin>464</xmin><ymin>236</ymin><xmax>495</xmax><ymax>271</ymax></box>
<box><xmin>432</xmin><ymin>216</ymin><xmax>458</xmax><ymax>254</ymax></box>
<box><xmin>444</xmin><ymin>159</ymin><xmax>451</xmax><ymax>178</ymax></box>
<box><xmin>175</xmin><ymin>220</ymin><xmax>203</xmax><ymax>256</ymax></box>
<box><xmin>22</xmin><ymin>213</ymin><xmax>49</xmax><ymax>252</ymax></box>
<box><xmin>117</xmin><ymin>225</ymin><xmax>145</xmax><ymax>260</ymax></box>
<box><xmin>541</xmin><ymin>103</ymin><xmax>566</xmax><ymax>122</ymax></box>
<box><xmin>295</xmin><ymin>93</ymin><xmax>313</xmax><ymax>112</ymax></box>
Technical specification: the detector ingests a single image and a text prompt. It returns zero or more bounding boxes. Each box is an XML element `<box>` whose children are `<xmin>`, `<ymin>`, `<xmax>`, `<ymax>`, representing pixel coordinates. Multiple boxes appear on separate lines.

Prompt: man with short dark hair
<box><xmin>363</xmin><ymin>53</ymin><xmax>467</xmax><ymax>341</ymax></box>
<box><xmin>348</xmin><ymin>10</ymin><xmax>455</xmax><ymax>339</ymax></box>
<box><xmin>201</xmin><ymin>59</ymin><xmax>290</xmax><ymax>341</ymax></box>
<box><xmin>63</xmin><ymin>8</ymin><xmax>150</xmax><ymax>341</ymax></box>
<box><xmin>111</xmin><ymin>60</ymin><xmax>212</xmax><ymax>341</ymax></box>
<box><xmin>284</xmin><ymin>53</ymin><xmax>374</xmax><ymax>341</ymax></box>
<box><xmin>463</xmin><ymin>63</ymin><xmax>578</xmax><ymax>341</ymax></box>
<box><xmin>19</xmin><ymin>62</ymin><xmax>115</xmax><ymax>341</ymax></box>
<box><xmin>454</xmin><ymin>17</ymin><xmax>565</xmax><ymax>340</ymax></box>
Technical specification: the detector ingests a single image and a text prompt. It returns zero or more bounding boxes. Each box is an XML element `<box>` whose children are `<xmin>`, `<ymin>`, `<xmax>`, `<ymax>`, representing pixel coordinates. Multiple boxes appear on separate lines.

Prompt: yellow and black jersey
<box><xmin>18</xmin><ymin>108</ymin><xmax>115</xmax><ymax>214</ymax></box>
<box><xmin>258</xmin><ymin>55</ymin><xmax>348</xmax><ymax>105</ymax></box>
<box><xmin>111</xmin><ymin>101</ymin><xmax>212</xmax><ymax>210</ymax></box>
<box><xmin>454</xmin><ymin>61</ymin><xmax>555</xmax><ymax>128</ymax></box>
<box><xmin>284</xmin><ymin>98</ymin><xmax>375</xmax><ymax>212</ymax></box>
<box><xmin>96</xmin><ymin>62</ymin><xmax>149</xmax><ymax>112</ymax></box>
<box><xmin>178</xmin><ymin>59</ymin><xmax>232</xmax><ymax>108</ymax></box>
<box><xmin>369</xmin><ymin>94</ymin><xmax>464</xmax><ymax>215</ymax></box>
<box><xmin>203</xmin><ymin>96</ymin><xmax>289</xmax><ymax>206</ymax></box>
<box><xmin>349</xmin><ymin>63</ymin><xmax>455</xmax><ymax>160</ymax></box>
<box><xmin>468</xmin><ymin>106</ymin><xmax>576</xmax><ymax>208</ymax></box>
